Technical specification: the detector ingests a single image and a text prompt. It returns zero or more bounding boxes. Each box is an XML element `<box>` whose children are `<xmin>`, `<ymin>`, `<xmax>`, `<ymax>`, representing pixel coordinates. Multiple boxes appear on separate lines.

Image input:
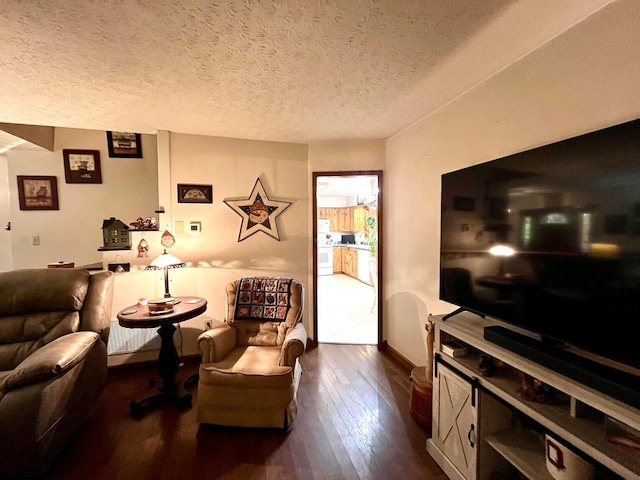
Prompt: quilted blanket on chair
<box><xmin>235</xmin><ymin>277</ymin><xmax>292</xmax><ymax>321</ymax></box>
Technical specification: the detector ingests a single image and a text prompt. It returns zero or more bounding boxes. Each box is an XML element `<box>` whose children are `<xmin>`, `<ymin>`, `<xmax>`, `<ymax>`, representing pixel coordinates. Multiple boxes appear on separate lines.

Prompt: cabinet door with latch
<box><xmin>434</xmin><ymin>360</ymin><xmax>478</xmax><ymax>479</ymax></box>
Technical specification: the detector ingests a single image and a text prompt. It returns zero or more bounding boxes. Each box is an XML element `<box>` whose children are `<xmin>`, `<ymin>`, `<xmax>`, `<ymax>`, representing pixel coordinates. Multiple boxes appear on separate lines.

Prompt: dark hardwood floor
<box><xmin>46</xmin><ymin>344</ymin><xmax>447</xmax><ymax>480</ymax></box>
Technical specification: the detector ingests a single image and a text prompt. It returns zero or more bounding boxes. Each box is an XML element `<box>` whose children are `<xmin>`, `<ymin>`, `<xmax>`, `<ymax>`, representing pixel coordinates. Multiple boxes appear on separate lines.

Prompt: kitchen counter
<box><xmin>332</xmin><ymin>243</ymin><xmax>371</xmax><ymax>251</ymax></box>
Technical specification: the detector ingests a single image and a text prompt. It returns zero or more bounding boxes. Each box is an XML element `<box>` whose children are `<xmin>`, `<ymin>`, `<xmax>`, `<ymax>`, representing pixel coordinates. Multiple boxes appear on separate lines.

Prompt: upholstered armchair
<box><xmin>196</xmin><ymin>277</ymin><xmax>307</xmax><ymax>429</ymax></box>
<box><xmin>0</xmin><ymin>268</ymin><xmax>114</xmax><ymax>479</ymax></box>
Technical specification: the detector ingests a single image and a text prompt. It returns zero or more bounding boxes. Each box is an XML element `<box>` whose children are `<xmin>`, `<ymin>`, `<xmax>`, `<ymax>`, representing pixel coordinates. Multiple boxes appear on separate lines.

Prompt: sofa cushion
<box><xmin>0</xmin><ymin>312</ymin><xmax>79</xmax><ymax>370</ymax></box>
<box><xmin>0</xmin><ymin>269</ymin><xmax>89</xmax><ymax>316</ymax></box>
<box><xmin>200</xmin><ymin>346</ymin><xmax>293</xmax><ymax>388</ymax></box>
<box><xmin>0</xmin><ymin>269</ymin><xmax>91</xmax><ymax>371</ymax></box>
<box><xmin>233</xmin><ymin>319</ymin><xmax>288</xmax><ymax>347</ymax></box>
<box><xmin>0</xmin><ymin>371</ymin><xmax>10</xmax><ymax>402</ymax></box>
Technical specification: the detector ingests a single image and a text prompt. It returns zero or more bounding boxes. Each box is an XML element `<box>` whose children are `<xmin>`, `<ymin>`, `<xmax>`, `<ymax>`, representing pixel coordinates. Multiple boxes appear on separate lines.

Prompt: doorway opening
<box><xmin>312</xmin><ymin>171</ymin><xmax>382</xmax><ymax>347</ymax></box>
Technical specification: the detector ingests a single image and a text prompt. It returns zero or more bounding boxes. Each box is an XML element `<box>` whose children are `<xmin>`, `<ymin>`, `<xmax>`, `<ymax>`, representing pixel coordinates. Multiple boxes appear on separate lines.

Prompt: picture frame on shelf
<box><xmin>177</xmin><ymin>184</ymin><xmax>213</xmax><ymax>203</ymax></box>
<box><xmin>63</xmin><ymin>149</ymin><xmax>102</xmax><ymax>184</ymax></box>
<box><xmin>17</xmin><ymin>175</ymin><xmax>59</xmax><ymax>210</ymax></box>
<box><xmin>107</xmin><ymin>131</ymin><xmax>142</xmax><ymax>158</ymax></box>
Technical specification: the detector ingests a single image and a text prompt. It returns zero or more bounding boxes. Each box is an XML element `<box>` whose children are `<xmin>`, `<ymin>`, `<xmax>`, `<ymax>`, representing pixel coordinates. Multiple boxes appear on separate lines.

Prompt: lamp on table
<box><xmin>145</xmin><ymin>249</ymin><xmax>186</xmax><ymax>299</ymax></box>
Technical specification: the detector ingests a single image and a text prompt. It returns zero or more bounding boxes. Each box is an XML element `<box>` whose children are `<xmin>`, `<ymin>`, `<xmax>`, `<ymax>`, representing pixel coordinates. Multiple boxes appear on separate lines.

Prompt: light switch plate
<box><xmin>189</xmin><ymin>221</ymin><xmax>201</xmax><ymax>234</ymax></box>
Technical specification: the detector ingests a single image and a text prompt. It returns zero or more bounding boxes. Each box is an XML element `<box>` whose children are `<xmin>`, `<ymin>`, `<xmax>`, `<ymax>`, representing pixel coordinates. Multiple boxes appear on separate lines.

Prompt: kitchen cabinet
<box><xmin>353</xmin><ymin>206</ymin><xmax>369</xmax><ymax>232</ymax></box>
<box><xmin>338</xmin><ymin>208</ymin><xmax>352</xmax><ymax>232</ymax></box>
<box><xmin>341</xmin><ymin>247</ymin><xmax>358</xmax><ymax>279</ymax></box>
<box><xmin>318</xmin><ymin>205</ymin><xmax>375</xmax><ymax>233</ymax></box>
<box><xmin>318</xmin><ymin>208</ymin><xmax>331</xmax><ymax>219</ymax></box>
<box><xmin>333</xmin><ymin>246</ymin><xmax>342</xmax><ymax>273</ymax></box>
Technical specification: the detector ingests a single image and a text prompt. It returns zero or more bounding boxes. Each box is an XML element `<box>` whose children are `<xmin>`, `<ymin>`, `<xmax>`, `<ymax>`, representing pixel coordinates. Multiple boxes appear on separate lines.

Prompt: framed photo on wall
<box><xmin>177</xmin><ymin>184</ymin><xmax>213</xmax><ymax>203</ymax></box>
<box><xmin>107</xmin><ymin>131</ymin><xmax>142</xmax><ymax>158</ymax></box>
<box><xmin>17</xmin><ymin>176</ymin><xmax>59</xmax><ymax>210</ymax></box>
<box><xmin>63</xmin><ymin>149</ymin><xmax>102</xmax><ymax>184</ymax></box>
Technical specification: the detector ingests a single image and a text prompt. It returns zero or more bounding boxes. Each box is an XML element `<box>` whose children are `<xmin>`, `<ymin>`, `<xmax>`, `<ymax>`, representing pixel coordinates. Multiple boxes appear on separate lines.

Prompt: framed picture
<box><xmin>107</xmin><ymin>131</ymin><xmax>142</xmax><ymax>158</ymax></box>
<box><xmin>17</xmin><ymin>176</ymin><xmax>59</xmax><ymax>210</ymax></box>
<box><xmin>63</xmin><ymin>149</ymin><xmax>102</xmax><ymax>184</ymax></box>
<box><xmin>177</xmin><ymin>184</ymin><xmax>213</xmax><ymax>203</ymax></box>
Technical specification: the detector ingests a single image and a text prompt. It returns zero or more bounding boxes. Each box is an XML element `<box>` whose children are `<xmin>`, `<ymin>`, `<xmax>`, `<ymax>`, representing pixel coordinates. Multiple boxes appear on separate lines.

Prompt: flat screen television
<box><xmin>440</xmin><ymin>118</ymin><xmax>640</xmax><ymax>407</ymax></box>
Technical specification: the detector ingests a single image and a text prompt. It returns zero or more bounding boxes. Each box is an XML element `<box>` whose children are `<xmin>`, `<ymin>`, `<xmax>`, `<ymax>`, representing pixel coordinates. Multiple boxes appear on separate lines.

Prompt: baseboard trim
<box><xmin>384</xmin><ymin>340</ymin><xmax>416</xmax><ymax>371</ymax></box>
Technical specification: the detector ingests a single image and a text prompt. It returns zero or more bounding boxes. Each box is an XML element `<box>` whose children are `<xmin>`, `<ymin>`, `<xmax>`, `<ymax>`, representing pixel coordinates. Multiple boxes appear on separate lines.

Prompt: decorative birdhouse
<box><xmin>100</xmin><ymin>217</ymin><xmax>131</xmax><ymax>250</ymax></box>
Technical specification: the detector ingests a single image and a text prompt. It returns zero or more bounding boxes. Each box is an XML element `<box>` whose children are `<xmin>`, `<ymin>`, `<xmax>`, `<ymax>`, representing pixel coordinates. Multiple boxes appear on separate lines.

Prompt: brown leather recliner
<box><xmin>0</xmin><ymin>268</ymin><xmax>114</xmax><ymax>479</ymax></box>
<box><xmin>196</xmin><ymin>277</ymin><xmax>307</xmax><ymax>429</ymax></box>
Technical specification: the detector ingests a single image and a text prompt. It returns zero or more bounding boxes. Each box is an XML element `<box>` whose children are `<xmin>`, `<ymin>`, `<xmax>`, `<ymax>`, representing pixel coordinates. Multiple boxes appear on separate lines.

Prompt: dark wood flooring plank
<box><xmin>43</xmin><ymin>344</ymin><xmax>446</xmax><ymax>480</ymax></box>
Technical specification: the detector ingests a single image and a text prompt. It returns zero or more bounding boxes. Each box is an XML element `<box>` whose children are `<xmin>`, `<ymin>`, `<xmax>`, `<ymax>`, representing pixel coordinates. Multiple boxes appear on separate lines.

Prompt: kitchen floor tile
<box><xmin>317</xmin><ymin>273</ymin><xmax>377</xmax><ymax>344</ymax></box>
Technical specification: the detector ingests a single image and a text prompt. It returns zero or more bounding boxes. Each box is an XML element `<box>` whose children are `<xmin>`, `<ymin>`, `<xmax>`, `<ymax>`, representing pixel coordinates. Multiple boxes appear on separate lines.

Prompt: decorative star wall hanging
<box><xmin>223</xmin><ymin>178</ymin><xmax>292</xmax><ymax>241</ymax></box>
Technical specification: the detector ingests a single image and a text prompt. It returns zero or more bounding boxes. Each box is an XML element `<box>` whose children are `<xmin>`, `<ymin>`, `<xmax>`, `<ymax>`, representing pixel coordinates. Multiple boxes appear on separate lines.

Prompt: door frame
<box><xmin>312</xmin><ymin>170</ymin><xmax>383</xmax><ymax>349</ymax></box>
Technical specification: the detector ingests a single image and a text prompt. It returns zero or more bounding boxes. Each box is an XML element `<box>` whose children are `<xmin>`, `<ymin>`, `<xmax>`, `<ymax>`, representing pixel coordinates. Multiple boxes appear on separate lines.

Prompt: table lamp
<box><xmin>145</xmin><ymin>249</ymin><xmax>186</xmax><ymax>299</ymax></box>
<box><xmin>488</xmin><ymin>244</ymin><xmax>515</xmax><ymax>276</ymax></box>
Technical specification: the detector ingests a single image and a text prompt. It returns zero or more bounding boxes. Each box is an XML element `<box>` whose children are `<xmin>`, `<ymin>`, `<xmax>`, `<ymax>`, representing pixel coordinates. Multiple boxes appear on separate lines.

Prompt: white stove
<box><xmin>318</xmin><ymin>246</ymin><xmax>333</xmax><ymax>275</ymax></box>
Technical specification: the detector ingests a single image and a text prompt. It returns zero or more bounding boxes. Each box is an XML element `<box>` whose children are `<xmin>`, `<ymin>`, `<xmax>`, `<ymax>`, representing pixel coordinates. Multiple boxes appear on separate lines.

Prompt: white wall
<box><xmin>308</xmin><ymin>140</ymin><xmax>386</xmax><ymax>173</ymax></box>
<box><xmin>0</xmin><ymin>156</ymin><xmax>12</xmax><ymax>271</ymax></box>
<box><xmin>5</xmin><ymin>128</ymin><xmax>158</xmax><ymax>270</ymax></box>
<box><xmin>385</xmin><ymin>0</ymin><xmax>640</xmax><ymax>367</ymax></box>
<box><xmin>106</xmin><ymin>132</ymin><xmax>311</xmax><ymax>361</ymax></box>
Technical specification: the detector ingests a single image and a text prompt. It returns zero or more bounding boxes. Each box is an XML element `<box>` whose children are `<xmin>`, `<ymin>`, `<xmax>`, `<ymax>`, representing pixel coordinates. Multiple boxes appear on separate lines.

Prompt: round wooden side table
<box><xmin>117</xmin><ymin>296</ymin><xmax>207</xmax><ymax>414</ymax></box>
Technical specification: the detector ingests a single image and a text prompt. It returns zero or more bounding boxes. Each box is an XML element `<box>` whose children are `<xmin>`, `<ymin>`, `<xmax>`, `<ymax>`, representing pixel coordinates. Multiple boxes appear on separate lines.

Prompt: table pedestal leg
<box><xmin>129</xmin><ymin>324</ymin><xmax>192</xmax><ymax>414</ymax></box>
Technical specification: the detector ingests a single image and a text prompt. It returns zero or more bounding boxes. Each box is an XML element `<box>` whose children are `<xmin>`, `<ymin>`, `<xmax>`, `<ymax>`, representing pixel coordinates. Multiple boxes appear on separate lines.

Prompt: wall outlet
<box><xmin>204</xmin><ymin>319</ymin><xmax>213</xmax><ymax>331</ymax></box>
<box><xmin>32</xmin><ymin>235</ymin><xmax>40</xmax><ymax>246</ymax></box>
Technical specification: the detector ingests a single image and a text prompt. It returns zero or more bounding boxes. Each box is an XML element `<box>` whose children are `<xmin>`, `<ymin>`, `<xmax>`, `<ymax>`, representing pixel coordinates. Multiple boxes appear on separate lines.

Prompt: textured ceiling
<box><xmin>0</xmin><ymin>1</ymin><xmax>614</xmax><ymax>144</ymax></box>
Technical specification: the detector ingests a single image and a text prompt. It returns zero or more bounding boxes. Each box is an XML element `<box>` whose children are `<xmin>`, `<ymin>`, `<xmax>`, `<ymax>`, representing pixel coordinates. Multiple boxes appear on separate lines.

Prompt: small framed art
<box><xmin>107</xmin><ymin>131</ymin><xmax>142</xmax><ymax>158</ymax></box>
<box><xmin>17</xmin><ymin>176</ymin><xmax>59</xmax><ymax>210</ymax></box>
<box><xmin>177</xmin><ymin>184</ymin><xmax>213</xmax><ymax>203</ymax></box>
<box><xmin>63</xmin><ymin>149</ymin><xmax>102</xmax><ymax>184</ymax></box>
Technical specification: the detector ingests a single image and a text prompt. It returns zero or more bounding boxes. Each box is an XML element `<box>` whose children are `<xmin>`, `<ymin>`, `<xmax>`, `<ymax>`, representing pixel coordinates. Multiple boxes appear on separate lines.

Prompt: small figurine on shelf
<box><xmin>143</xmin><ymin>217</ymin><xmax>157</xmax><ymax>229</ymax></box>
<box><xmin>517</xmin><ymin>372</ymin><xmax>557</xmax><ymax>404</ymax></box>
<box><xmin>129</xmin><ymin>216</ymin><xmax>159</xmax><ymax>230</ymax></box>
<box><xmin>130</xmin><ymin>217</ymin><xmax>145</xmax><ymax>229</ymax></box>
<box><xmin>478</xmin><ymin>353</ymin><xmax>497</xmax><ymax>377</ymax></box>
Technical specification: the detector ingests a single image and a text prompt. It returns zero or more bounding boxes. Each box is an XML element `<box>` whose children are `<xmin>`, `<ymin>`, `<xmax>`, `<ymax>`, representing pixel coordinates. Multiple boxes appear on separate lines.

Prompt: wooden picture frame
<box><xmin>17</xmin><ymin>176</ymin><xmax>59</xmax><ymax>210</ymax></box>
<box><xmin>177</xmin><ymin>184</ymin><xmax>213</xmax><ymax>203</ymax></box>
<box><xmin>63</xmin><ymin>149</ymin><xmax>102</xmax><ymax>184</ymax></box>
<box><xmin>107</xmin><ymin>131</ymin><xmax>142</xmax><ymax>158</ymax></box>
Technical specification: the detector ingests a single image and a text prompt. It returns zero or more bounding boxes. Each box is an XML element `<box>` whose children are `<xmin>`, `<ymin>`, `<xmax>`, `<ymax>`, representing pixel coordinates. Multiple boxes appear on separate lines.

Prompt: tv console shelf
<box><xmin>426</xmin><ymin>311</ymin><xmax>640</xmax><ymax>480</ymax></box>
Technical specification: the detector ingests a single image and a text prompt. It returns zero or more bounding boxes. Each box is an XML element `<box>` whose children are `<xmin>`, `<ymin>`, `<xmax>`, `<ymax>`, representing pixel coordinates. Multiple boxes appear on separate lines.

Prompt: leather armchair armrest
<box><xmin>280</xmin><ymin>322</ymin><xmax>307</xmax><ymax>367</ymax></box>
<box><xmin>4</xmin><ymin>331</ymin><xmax>100</xmax><ymax>391</ymax></box>
<box><xmin>198</xmin><ymin>324</ymin><xmax>236</xmax><ymax>363</ymax></box>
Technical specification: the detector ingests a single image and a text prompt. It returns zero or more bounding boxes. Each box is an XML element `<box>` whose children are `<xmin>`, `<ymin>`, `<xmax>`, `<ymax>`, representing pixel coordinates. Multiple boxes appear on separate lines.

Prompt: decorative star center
<box><xmin>224</xmin><ymin>178</ymin><xmax>292</xmax><ymax>241</ymax></box>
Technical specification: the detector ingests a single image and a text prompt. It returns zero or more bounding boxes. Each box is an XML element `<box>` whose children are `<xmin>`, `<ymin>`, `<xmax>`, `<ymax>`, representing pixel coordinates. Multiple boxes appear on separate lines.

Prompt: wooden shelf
<box><xmin>430</xmin><ymin>312</ymin><xmax>640</xmax><ymax>479</ymax></box>
<box><xmin>484</xmin><ymin>429</ymin><xmax>553</xmax><ymax>480</ymax></box>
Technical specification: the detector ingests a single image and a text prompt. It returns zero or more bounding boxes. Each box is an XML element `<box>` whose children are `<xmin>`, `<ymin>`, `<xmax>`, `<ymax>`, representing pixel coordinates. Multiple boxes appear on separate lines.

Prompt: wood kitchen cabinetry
<box><xmin>353</xmin><ymin>205</ymin><xmax>369</xmax><ymax>232</ymax></box>
<box><xmin>333</xmin><ymin>246</ymin><xmax>372</xmax><ymax>285</ymax></box>
<box><xmin>333</xmin><ymin>246</ymin><xmax>342</xmax><ymax>273</ymax></box>
<box><xmin>341</xmin><ymin>247</ymin><xmax>358</xmax><ymax>279</ymax></box>
<box><xmin>338</xmin><ymin>208</ymin><xmax>352</xmax><ymax>232</ymax></box>
<box><xmin>318</xmin><ymin>208</ymin><xmax>340</xmax><ymax>231</ymax></box>
<box><xmin>318</xmin><ymin>208</ymin><xmax>331</xmax><ymax>219</ymax></box>
<box><xmin>317</xmin><ymin>205</ymin><xmax>374</xmax><ymax>232</ymax></box>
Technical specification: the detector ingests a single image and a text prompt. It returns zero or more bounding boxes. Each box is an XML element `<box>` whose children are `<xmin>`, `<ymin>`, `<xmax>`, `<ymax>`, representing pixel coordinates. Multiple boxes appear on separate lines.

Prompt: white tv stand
<box><xmin>426</xmin><ymin>311</ymin><xmax>640</xmax><ymax>480</ymax></box>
